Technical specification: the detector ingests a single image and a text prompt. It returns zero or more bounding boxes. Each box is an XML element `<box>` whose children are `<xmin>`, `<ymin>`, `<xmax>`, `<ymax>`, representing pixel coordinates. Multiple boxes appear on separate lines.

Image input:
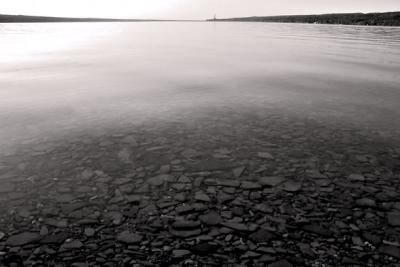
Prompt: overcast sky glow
<box><xmin>2</xmin><ymin>0</ymin><xmax>399</xmax><ymax>20</ymax></box>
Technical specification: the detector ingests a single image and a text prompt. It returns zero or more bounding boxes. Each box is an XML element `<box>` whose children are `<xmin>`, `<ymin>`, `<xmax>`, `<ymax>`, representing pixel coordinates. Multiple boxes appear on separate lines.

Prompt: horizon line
<box><xmin>1</xmin><ymin>10</ymin><xmax>399</xmax><ymax>22</ymax></box>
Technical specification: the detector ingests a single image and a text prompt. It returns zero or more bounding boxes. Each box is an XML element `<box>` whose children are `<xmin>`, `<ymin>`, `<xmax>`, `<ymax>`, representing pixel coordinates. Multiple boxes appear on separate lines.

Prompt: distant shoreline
<box><xmin>1</xmin><ymin>12</ymin><xmax>399</xmax><ymax>26</ymax></box>
<box><xmin>0</xmin><ymin>14</ymin><xmax>199</xmax><ymax>23</ymax></box>
<box><xmin>209</xmin><ymin>11</ymin><xmax>400</xmax><ymax>27</ymax></box>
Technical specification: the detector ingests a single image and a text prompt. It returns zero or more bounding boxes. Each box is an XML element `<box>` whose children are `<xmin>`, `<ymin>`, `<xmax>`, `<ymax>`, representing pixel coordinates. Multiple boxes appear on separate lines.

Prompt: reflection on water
<box><xmin>0</xmin><ymin>22</ymin><xmax>400</xmax><ymax>152</ymax></box>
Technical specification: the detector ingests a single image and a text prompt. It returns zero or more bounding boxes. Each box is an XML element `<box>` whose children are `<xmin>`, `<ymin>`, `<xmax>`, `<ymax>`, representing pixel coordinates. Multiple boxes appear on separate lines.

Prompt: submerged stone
<box><xmin>6</xmin><ymin>232</ymin><xmax>41</xmax><ymax>246</ymax></box>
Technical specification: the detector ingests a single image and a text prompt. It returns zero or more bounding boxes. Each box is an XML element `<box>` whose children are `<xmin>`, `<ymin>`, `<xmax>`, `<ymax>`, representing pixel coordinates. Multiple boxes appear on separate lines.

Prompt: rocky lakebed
<box><xmin>0</xmin><ymin>107</ymin><xmax>400</xmax><ymax>267</ymax></box>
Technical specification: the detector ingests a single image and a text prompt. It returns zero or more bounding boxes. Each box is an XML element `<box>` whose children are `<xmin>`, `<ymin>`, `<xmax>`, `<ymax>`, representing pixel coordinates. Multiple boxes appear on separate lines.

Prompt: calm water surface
<box><xmin>1</xmin><ymin>22</ymin><xmax>400</xmax><ymax>152</ymax></box>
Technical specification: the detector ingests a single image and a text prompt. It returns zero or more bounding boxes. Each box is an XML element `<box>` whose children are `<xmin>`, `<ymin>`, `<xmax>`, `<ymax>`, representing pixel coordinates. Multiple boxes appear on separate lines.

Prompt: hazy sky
<box><xmin>2</xmin><ymin>0</ymin><xmax>399</xmax><ymax>19</ymax></box>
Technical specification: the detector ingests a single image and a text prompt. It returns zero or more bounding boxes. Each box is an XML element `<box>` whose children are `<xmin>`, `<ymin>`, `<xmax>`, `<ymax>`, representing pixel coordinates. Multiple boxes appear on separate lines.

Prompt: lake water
<box><xmin>1</xmin><ymin>22</ymin><xmax>400</xmax><ymax>153</ymax></box>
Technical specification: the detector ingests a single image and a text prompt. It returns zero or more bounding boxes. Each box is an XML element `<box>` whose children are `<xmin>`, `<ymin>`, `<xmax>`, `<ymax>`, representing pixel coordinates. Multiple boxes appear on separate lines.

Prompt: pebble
<box><xmin>84</xmin><ymin>228</ymin><xmax>95</xmax><ymax>237</ymax></box>
<box><xmin>116</xmin><ymin>231</ymin><xmax>143</xmax><ymax>244</ymax></box>
<box><xmin>281</xmin><ymin>181</ymin><xmax>302</xmax><ymax>192</ymax></box>
<box><xmin>268</xmin><ymin>260</ymin><xmax>293</xmax><ymax>267</ymax></box>
<box><xmin>388</xmin><ymin>212</ymin><xmax>400</xmax><ymax>226</ymax></box>
<box><xmin>60</xmin><ymin>240</ymin><xmax>84</xmax><ymax>251</ymax></box>
<box><xmin>356</xmin><ymin>198</ymin><xmax>377</xmax><ymax>208</ymax></box>
<box><xmin>194</xmin><ymin>191</ymin><xmax>211</xmax><ymax>202</ymax></box>
<box><xmin>348</xmin><ymin>174</ymin><xmax>365</xmax><ymax>182</ymax></box>
<box><xmin>258</xmin><ymin>152</ymin><xmax>274</xmax><ymax>160</ymax></box>
<box><xmin>258</xmin><ymin>176</ymin><xmax>286</xmax><ymax>187</ymax></box>
<box><xmin>199</xmin><ymin>211</ymin><xmax>222</xmax><ymax>226</ymax></box>
<box><xmin>6</xmin><ymin>232</ymin><xmax>41</xmax><ymax>246</ymax></box>
<box><xmin>172</xmin><ymin>249</ymin><xmax>191</xmax><ymax>258</ymax></box>
<box><xmin>221</xmin><ymin>222</ymin><xmax>249</xmax><ymax>232</ymax></box>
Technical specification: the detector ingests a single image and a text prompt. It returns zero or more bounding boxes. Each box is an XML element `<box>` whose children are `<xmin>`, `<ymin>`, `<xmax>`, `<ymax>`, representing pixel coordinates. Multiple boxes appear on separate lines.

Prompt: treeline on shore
<box><xmin>0</xmin><ymin>14</ymin><xmax>159</xmax><ymax>23</ymax></box>
<box><xmin>210</xmin><ymin>12</ymin><xmax>400</xmax><ymax>26</ymax></box>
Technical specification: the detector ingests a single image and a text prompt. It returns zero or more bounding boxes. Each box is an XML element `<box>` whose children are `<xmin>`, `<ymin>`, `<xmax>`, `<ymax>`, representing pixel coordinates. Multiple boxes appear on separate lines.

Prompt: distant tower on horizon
<box><xmin>214</xmin><ymin>14</ymin><xmax>217</xmax><ymax>21</ymax></box>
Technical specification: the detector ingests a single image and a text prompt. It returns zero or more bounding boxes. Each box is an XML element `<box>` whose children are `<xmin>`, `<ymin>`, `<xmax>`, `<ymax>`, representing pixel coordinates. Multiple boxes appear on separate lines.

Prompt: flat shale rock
<box><xmin>169</xmin><ymin>228</ymin><xmax>202</xmax><ymax>238</ymax></box>
<box><xmin>0</xmin><ymin>231</ymin><xmax>5</xmax><ymax>241</ymax></box>
<box><xmin>188</xmin><ymin>160</ymin><xmax>239</xmax><ymax>172</ymax></box>
<box><xmin>379</xmin><ymin>245</ymin><xmax>400</xmax><ymax>259</ymax></box>
<box><xmin>217</xmin><ymin>179</ymin><xmax>240</xmax><ymax>187</ymax></box>
<box><xmin>258</xmin><ymin>152</ymin><xmax>274</xmax><ymax>160</ymax></box>
<box><xmin>240</xmin><ymin>181</ymin><xmax>262</xmax><ymax>190</ymax></box>
<box><xmin>388</xmin><ymin>212</ymin><xmax>400</xmax><ymax>226</ymax></box>
<box><xmin>249</xmin><ymin>229</ymin><xmax>278</xmax><ymax>243</ymax></box>
<box><xmin>268</xmin><ymin>259</ymin><xmax>293</xmax><ymax>267</ymax></box>
<box><xmin>258</xmin><ymin>176</ymin><xmax>286</xmax><ymax>187</ymax></box>
<box><xmin>194</xmin><ymin>191</ymin><xmax>211</xmax><ymax>202</ymax></box>
<box><xmin>301</xmin><ymin>224</ymin><xmax>332</xmax><ymax>237</ymax></box>
<box><xmin>60</xmin><ymin>240</ymin><xmax>83</xmax><ymax>251</ymax></box>
<box><xmin>356</xmin><ymin>198</ymin><xmax>377</xmax><ymax>208</ymax></box>
<box><xmin>191</xmin><ymin>243</ymin><xmax>218</xmax><ymax>256</ymax></box>
<box><xmin>6</xmin><ymin>232</ymin><xmax>41</xmax><ymax>246</ymax></box>
<box><xmin>221</xmin><ymin>222</ymin><xmax>250</xmax><ymax>232</ymax></box>
<box><xmin>348</xmin><ymin>174</ymin><xmax>365</xmax><ymax>182</ymax></box>
<box><xmin>172</xmin><ymin>220</ymin><xmax>201</xmax><ymax>230</ymax></box>
<box><xmin>199</xmin><ymin>211</ymin><xmax>222</xmax><ymax>226</ymax></box>
<box><xmin>172</xmin><ymin>249</ymin><xmax>191</xmax><ymax>258</ymax></box>
<box><xmin>280</xmin><ymin>181</ymin><xmax>302</xmax><ymax>192</ymax></box>
<box><xmin>146</xmin><ymin>174</ymin><xmax>173</xmax><ymax>186</ymax></box>
<box><xmin>116</xmin><ymin>230</ymin><xmax>143</xmax><ymax>244</ymax></box>
<box><xmin>40</xmin><ymin>232</ymin><xmax>69</xmax><ymax>244</ymax></box>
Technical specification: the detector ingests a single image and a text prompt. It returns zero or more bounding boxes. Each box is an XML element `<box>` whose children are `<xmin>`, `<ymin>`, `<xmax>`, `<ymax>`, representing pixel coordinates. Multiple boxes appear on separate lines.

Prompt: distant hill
<box><xmin>0</xmin><ymin>14</ymin><xmax>183</xmax><ymax>23</ymax></box>
<box><xmin>209</xmin><ymin>12</ymin><xmax>400</xmax><ymax>26</ymax></box>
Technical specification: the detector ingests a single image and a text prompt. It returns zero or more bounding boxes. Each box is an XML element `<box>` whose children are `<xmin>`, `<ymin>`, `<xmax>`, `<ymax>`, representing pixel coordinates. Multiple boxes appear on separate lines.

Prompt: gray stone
<box><xmin>124</xmin><ymin>194</ymin><xmax>142</xmax><ymax>203</ymax></box>
<box><xmin>281</xmin><ymin>181</ymin><xmax>302</xmax><ymax>192</ymax></box>
<box><xmin>298</xmin><ymin>243</ymin><xmax>316</xmax><ymax>258</ymax></box>
<box><xmin>217</xmin><ymin>179</ymin><xmax>240</xmax><ymax>187</ymax></box>
<box><xmin>0</xmin><ymin>232</ymin><xmax>5</xmax><ymax>241</ymax></box>
<box><xmin>233</xmin><ymin>166</ymin><xmax>246</xmax><ymax>178</ymax></box>
<box><xmin>105</xmin><ymin>211</ymin><xmax>123</xmax><ymax>225</ymax></box>
<box><xmin>116</xmin><ymin>230</ymin><xmax>143</xmax><ymax>244</ymax></box>
<box><xmin>242</xmin><ymin>251</ymin><xmax>261</xmax><ymax>258</ymax></box>
<box><xmin>249</xmin><ymin>229</ymin><xmax>278</xmax><ymax>243</ymax></box>
<box><xmin>176</xmin><ymin>205</ymin><xmax>194</xmax><ymax>215</ymax></box>
<box><xmin>356</xmin><ymin>198</ymin><xmax>376</xmax><ymax>208</ymax></box>
<box><xmin>268</xmin><ymin>260</ymin><xmax>293</xmax><ymax>267</ymax></box>
<box><xmin>146</xmin><ymin>174</ymin><xmax>173</xmax><ymax>186</ymax></box>
<box><xmin>118</xmin><ymin>147</ymin><xmax>132</xmax><ymax>163</ymax></box>
<box><xmin>302</xmin><ymin>224</ymin><xmax>332</xmax><ymax>237</ymax></box>
<box><xmin>258</xmin><ymin>176</ymin><xmax>286</xmax><ymax>187</ymax></box>
<box><xmin>172</xmin><ymin>220</ymin><xmax>200</xmax><ymax>230</ymax></box>
<box><xmin>221</xmin><ymin>222</ymin><xmax>249</xmax><ymax>232</ymax></box>
<box><xmin>172</xmin><ymin>249</ymin><xmax>191</xmax><ymax>258</ymax></box>
<box><xmin>84</xmin><ymin>228</ymin><xmax>95</xmax><ymax>237</ymax></box>
<box><xmin>348</xmin><ymin>174</ymin><xmax>365</xmax><ymax>182</ymax></box>
<box><xmin>379</xmin><ymin>245</ymin><xmax>400</xmax><ymax>259</ymax></box>
<box><xmin>191</xmin><ymin>243</ymin><xmax>218</xmax><ymax>256</ymax></box>
<box><xmin>6</xmin><ymin>232</ymin><xmax>41</xmax><ymax>246</ymax></box>
<box><xmin>240</xmin><ymin>181</ymin><xmax>262</xmax><ymax>190</ymax></box>
<box><xmin>40</xmin><ymin>232</ymin><xmax>69</xmax><ymax>244</ymax></box>
<box><xmin>194</xmin><ymin>191</ymin><xmax>211</xmax><ymax>202</ymax></box>
<box><xmin>258</xmin><ymin>152</ymin><xmax>274</xmax><ymax>160</ymax></box>
<box><xmin>388</xmin><ymin>212</ymin><xmax>400</xmax><ymax>227</ymax></box>
<box><xmin>169</xmin><ymin>228</ymin><xmax>201</xmax><ymax>238</ymax></box>
<box><xmin>60</xmin><ymin>240</ymin><xmax>83</xmax><ymax>251</ymax></box>
<box><xmin>199</xmin><ymin>211</ymin><xmax>222</xmax><ymax>226</ymax></box>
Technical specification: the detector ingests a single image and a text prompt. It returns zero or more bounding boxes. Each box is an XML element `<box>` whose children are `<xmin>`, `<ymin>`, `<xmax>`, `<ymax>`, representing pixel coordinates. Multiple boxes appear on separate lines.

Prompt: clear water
<box><xmin>1</xmin><ymin>22</ymin><xmax>400</xmax><ymax>152</ymax></box>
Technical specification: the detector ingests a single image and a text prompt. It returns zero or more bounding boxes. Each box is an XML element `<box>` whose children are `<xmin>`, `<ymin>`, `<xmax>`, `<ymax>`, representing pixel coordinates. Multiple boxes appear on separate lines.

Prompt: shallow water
<box><xmin>0</xmin><ymin>22</ymin><xmax>400</xmax><ymax>152</ymax></box>
<box><xmin>2</xmin><ymin>22</ymin><xmax>400</xmax><ymax>266</ymax></box>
